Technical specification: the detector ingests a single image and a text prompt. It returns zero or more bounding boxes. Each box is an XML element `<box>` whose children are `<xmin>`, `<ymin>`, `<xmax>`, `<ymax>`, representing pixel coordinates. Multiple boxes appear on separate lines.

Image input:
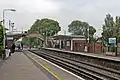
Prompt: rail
<box><xmin>29</xmin><ymin>49</ymin><xmax>120</xmax><ymax>80</ymax></box>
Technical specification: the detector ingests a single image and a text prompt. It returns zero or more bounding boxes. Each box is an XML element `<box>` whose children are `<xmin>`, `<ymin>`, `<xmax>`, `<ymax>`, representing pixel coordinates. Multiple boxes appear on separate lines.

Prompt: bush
<box><xmin>0</xmin><ymin>45</ymin><xmax>3</xmax><ymax>57</ymax></box>
<box><xmin>0</xmin><ymin>23</ymin><xmax>3</xmax><ymax>58</ymax></box>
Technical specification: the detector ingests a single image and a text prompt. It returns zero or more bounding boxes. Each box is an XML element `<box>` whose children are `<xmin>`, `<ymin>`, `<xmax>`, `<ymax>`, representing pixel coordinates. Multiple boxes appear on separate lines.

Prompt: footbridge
<box><xmin>6</xmin><ymin>32</ymin><xmax>44</xmax><ymax>48</ymax></box>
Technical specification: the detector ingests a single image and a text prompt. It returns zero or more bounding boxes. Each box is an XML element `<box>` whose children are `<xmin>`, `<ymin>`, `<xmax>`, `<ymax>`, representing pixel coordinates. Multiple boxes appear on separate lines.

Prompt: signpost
<box><xmin>108</xmin><ymin>38</ymin><xmax>117</xmax><ymax>56</ymax></box>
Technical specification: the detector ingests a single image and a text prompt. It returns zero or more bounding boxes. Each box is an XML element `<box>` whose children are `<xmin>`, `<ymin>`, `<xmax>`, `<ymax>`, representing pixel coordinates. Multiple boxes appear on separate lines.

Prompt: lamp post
<box><xmin>88</xmin><ymin>26</ymin><xmax>89</xmax><ymax>43</ymax></box>
<box><xmin>2</xmin><ymin>9</ymin><xmax>16</xmax><ymax>59</ymax></box>
<box><xmin>3</xmin><ymin>9</ymin><xmax>16</xmax><ymax>26</ymax></box>
<box><xmin>87</xmin><ymin>26</ymin><xmax>90</xmax><ymax>52</ymax></box>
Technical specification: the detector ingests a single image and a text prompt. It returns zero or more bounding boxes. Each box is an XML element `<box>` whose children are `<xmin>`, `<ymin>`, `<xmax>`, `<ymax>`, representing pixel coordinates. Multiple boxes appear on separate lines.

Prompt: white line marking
<box><xmin>30</xmin><ymin>51</ymin><xmax>85</xmax><ymax>80</ymax></box>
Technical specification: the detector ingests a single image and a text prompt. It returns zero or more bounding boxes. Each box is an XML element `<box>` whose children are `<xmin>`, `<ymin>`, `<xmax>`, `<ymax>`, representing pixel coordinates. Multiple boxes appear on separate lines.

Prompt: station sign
<box><xmin>109</xmin><ymin>38</ymin><xmax>116</xmax><ymax>44</ymax></box>
<box><xmin>7</xmin><ymin>37</ymin><xmax>13</xmax><ymax>40</ymax></box>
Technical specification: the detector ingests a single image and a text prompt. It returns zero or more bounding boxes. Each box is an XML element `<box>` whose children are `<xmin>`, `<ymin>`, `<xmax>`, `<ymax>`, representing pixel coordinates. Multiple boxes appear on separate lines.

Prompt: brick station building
<box><xmin>51</xmin><ymin>35</ymin><xmax>103</xmax><ymax>53</ymax></box>
<box><xmin>89</xmin><ymin>40</ymin><xmax>104</xmax><ymax>53</ymax></box>
<box><xmin>51</xmin><ymin>35</ymin><xmax>86</xmax><ymax>52</ymax></box>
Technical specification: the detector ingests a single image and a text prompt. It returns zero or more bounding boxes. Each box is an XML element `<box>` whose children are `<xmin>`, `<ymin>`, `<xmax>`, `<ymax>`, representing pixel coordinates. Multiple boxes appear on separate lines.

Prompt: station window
<box><xmin>67</xmin><ymin>41</ymin><xmax>70</xmax><ymax>46</ymax></box>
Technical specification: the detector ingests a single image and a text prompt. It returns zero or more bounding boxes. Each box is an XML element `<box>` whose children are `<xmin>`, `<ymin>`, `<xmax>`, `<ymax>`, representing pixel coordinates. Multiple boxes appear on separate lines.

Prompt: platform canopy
<box><xmin>25</xmin><ymin>33</ymin><xmax>44</xmax><ymax>41</ymax></box>
<box><xmin>52</xmin><ymin>35</ymin><xmax>85</xmax><ymax>40</ymax></box>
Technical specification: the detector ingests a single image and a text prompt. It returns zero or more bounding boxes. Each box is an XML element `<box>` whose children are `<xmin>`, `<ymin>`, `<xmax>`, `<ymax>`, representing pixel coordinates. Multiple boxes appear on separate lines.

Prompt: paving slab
<box><xmin>24</xmin><ymin>50</ymin><xmax>83</xmax><ymax>80</ymax></box>
<box><xmin>0</xmin><ymin>52</ymin><xmax>50</xmax><ymax>80</ymax></box>
<box><xmin>0</xmin><ymin>58</ymin><xmax>3</xmax><ymax>68</ymax></box>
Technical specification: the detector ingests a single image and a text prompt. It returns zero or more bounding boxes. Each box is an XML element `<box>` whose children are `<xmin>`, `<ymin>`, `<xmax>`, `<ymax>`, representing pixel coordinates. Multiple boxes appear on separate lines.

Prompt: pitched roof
<box><xmin>52</xmin><ymin>35</ymin><xmax>85</xmax><ymax>40</ymax></box>
<box><xmin>25</xmin><ymin>33</ymin><xmax>44</xmax><ymax>41</ymax></box>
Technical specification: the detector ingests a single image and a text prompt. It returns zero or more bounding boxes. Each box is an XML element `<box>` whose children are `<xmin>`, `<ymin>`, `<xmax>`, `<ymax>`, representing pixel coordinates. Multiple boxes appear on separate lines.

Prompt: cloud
<box><xmin>18</xmin><ymin>0</ymin><xmax>61</xmax><ymax>13</ymax></box>
<box><xmin>1</xmin><ymin>0</ymin><xmax>120</xmax><ymax>36</ymax></box>
<box><xmin>0</xmin><ymin>0</ymin><xmax>61</xmax><ymax>13</ymax></box>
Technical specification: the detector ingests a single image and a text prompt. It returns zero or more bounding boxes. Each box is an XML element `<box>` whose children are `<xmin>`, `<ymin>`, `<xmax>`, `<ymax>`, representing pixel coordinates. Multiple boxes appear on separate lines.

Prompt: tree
<box><xmin>102</xmin><ymin>13</ymin><xmax>120</xmax><ymax>56</ymax></box>
<box><xmin>102</xmin><ymin>14</ymin><xmax>115</xmax><ymax>54</ymax></box>
<box><xmin>102</xmin><ymin>14</ymin><xmax>120</xmax><ymax>43</ymax></box>
<box><xmin>37</xmin><ymin>18</ymin><xmax>61</xmax><ymax>37</ymax></box>
<box><xmin>89</xmin><ymin>26</ymin><xmax>96</xmax><ymax>43</ymax></box>
<box><xmin>114</xmin><ymin>16</ymin><xmax>120</xmax><ymax>38</ymax></box>
<box><xmin>102</xmin><ymin>13</ymin><xmax>114</xmax><ymax>43</ymax></box>
<box><xmin>68</xmin><ymin>20</ymin><xmax>96</xmax><ymax>43</ymax></box>
<box><xmin>68</xmin><ymin>20</ymin><xmax>88</xmax><ymax>35</ymax></box>
<box><xmin>22</xmin><ymin>18</ymin><xmax>61</xmax><ymax>47</ymax></box>
<box><xmin>28</xmin><ymin>18</ymin><xmax>61</xmax><ymax>37</ymax></box>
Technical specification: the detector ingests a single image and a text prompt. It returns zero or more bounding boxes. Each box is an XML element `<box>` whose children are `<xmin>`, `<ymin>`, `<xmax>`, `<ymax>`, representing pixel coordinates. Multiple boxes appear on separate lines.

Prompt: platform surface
<box><xmin>46</xmin><ymin>48</ymin><xmax>120</xmax><ymax>62</ymax></box>
<box><xmin>0</xmin><ymin>52</ymin><xmax>50</xmax><ymax>80</ymax></box>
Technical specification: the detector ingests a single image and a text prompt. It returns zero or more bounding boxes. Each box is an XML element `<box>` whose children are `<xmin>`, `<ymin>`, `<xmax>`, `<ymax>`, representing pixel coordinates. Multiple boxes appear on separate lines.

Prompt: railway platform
<box><xmin>0</xmin><ymin>51</ymin><xmax>50</xmax><ymax>80</ymax></box>
<box><xmin>0</xmin><ymin>50</ymin><xmax>83</xmax><ymax>80</ymax></box>
<box><xmin>0</xmin><ymin>58</ymin><xmax>3</xmax><ymax>68</ymax></box>
<box><xmin>45</xmin><ymin>48</ymin><xmax>120</xmax><ymax>62</ymax></box>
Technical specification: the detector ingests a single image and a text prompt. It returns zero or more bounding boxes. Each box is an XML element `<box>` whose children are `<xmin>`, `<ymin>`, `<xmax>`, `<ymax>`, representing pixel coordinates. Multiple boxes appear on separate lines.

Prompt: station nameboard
<box><xmin>109</xmin><ymin>38</ymin><xmax>116</xmax><ymax>44</ymax></box>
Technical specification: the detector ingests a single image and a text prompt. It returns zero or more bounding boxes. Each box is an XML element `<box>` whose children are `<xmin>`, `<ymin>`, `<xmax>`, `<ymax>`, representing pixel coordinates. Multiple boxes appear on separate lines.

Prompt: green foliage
<box><xmin>22</xmin><ymin>37</ymin><xmax>29</xmax><ymax>45</ymax></box>
<box><xmin>68</xmin><ymin>21</ymin><xmax>89</xmax><ymax>35</ymax></box>
<box><xmin>29</xmin><ymin>18</ymin><xmax>61</xmax><ymax>36</ymax></box>
<box><xmin>102</xmin><ymin>13</ymin><xmax>114</xmax><ymax>42</ymax></box>
<box><xmin>22</xmin><ymin>18</ymin><xmax>61</xmax><ymax>46</ymax></box>
<box><xmin>89</xmin><ymin>26</ymin><xmax>96</xmax><ymax>43</ymax></box>
<box><xmin>0</xmin><ymin>23</ymin><xmax>3</xmax><ymax>56</ymax></box>
<box><xmin>102</xmin><ymin>13</ymin><xmax>120</xmax><ymax>44</ymax></box>
<box><xmin>114</xmin><ymin>16</ymin><xmax>120</xmax><ymax>38</ymax></box>
<box><xmin>68</xmin><ymin>20</ymin><xmax>96</xmax><ymax>43</ymax></box>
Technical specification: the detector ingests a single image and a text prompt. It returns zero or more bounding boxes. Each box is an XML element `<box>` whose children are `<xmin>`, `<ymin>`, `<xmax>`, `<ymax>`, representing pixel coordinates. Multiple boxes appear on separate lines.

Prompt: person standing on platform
<box><xmin>21</xmin><ymin>42</ymin><xmax>23</xmax><ymax>50</ymax></box>
<box><xmin>9</xmin><ymin>43</ymin><xmax>15</xmax><ymax>56</ymax></box>
<box><xmin>17</xmin><ymin>44</ymin><xmax>20</xmax><ymax>50</ymax></box>
<box><xmin>11</xmin><ymin>43</ymin><xmax>15</xmax><ymax>53</ymax></box>
<box><xmin>5</xmin><ymin>46</ymin><xmax>10</xmax><ymax>58</ymax></box>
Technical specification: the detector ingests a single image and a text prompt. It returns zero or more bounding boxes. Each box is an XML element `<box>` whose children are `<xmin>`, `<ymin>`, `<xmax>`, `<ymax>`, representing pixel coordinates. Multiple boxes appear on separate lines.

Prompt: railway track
<box><xmin>29</xmin><ymin>50</ymin><xmax>120</xmax><ymax>80</ymax></box>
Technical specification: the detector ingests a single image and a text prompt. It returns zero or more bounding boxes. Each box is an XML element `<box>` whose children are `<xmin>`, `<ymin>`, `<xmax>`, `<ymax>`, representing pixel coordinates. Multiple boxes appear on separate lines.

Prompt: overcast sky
<box><xmin>0</xmin><ymin>0</ymin><xmax>120</xmax><ymax>36</ymax></box>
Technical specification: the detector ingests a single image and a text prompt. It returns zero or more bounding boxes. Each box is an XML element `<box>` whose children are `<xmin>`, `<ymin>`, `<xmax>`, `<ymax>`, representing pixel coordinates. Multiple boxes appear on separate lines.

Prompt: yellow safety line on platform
<box><xmin>31</xmin><ymin>57</ymin><xmax>62</xmax><ymax>80</ymax></box>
